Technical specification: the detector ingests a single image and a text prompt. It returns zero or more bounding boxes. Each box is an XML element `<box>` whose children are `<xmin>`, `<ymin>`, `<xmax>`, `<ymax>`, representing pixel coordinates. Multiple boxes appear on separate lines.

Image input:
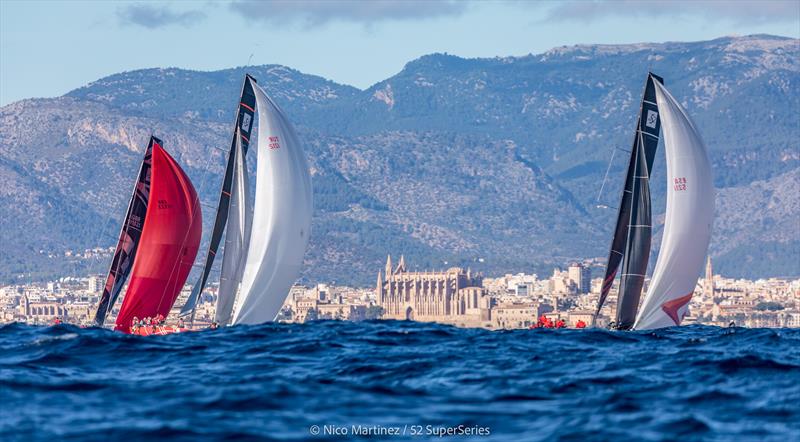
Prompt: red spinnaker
<box><xmin>115</xmin><ymin>140</ymin><xmax>202</xmax><ymax>333</ymax></box>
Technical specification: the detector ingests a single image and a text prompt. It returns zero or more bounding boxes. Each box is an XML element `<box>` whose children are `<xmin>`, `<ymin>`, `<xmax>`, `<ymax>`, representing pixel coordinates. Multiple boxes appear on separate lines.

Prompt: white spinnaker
<box><xmin>215</xmin><ymin>130</ymin><xmax>251</xmax><ymax>325</ymax></box>
<box><xmin>633</xmin><ymin>81</ymin><xmax>714</xmax><ymax>330</ymax></box>
<box><xmin>232</xmin><ymin>83</ymin><xmax>313</xmax><ymax>325</ymax></box>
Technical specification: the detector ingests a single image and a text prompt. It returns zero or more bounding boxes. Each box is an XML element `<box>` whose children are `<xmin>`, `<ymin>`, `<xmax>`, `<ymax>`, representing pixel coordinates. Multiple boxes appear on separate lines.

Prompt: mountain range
<box><xmin>0</xmin><ymin>34</ymin><xmax>798</xmax><ymax>285</ymax></box>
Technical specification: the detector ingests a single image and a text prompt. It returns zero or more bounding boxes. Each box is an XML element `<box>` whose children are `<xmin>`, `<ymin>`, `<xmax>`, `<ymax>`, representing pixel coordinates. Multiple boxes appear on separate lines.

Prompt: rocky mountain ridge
<box><xmin>1</xmin><ymin>34</ymin><xmax>797</xmax><ymax>284</ymax></box>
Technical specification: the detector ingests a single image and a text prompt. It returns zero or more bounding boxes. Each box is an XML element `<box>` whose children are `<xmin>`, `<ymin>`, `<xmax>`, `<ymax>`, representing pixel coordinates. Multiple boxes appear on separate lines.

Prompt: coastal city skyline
<box><xmin>4</xmin><ymin>254</ymin><xmax>798</xmax><ymax>330</ymax></box>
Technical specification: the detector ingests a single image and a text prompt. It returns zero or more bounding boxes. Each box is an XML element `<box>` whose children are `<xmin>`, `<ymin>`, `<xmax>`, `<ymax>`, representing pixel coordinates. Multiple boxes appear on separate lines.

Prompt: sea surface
<box><xmin>1</xmin><ymin>321</ymin><xmax>798</xmax><ymax>442</ymax></box>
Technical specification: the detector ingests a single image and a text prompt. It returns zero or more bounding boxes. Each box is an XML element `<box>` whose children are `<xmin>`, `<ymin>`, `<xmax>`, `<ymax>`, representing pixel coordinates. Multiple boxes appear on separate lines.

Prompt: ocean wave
<box><xmin>1</xmin><ymin>321</ymin><xmax>799</xmax><ymax>441</ymax></box>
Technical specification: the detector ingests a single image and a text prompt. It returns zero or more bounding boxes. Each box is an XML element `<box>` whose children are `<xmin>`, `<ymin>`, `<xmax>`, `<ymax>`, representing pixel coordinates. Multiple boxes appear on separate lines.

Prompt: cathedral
<box><xmin>377</xmin><ymin>255</ymin><xmax>490</xmax><ymax>325</ymax></box>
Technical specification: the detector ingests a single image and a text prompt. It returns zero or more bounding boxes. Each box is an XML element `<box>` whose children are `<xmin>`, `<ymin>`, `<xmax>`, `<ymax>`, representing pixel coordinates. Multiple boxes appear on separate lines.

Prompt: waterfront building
<box><xmin>568</xmin><ymin>263</ymin><xmax>591</xmax><ymax>294</ymax></box>
<box><xmin>87</xmin><ymin>276</ymin><xmax>99</xmax><ymax>295</ymax></box>
<box><xmin>19</xmin><ymin>294</ymin><xmax>67</xmax><ymax>324</ymax></box>
<box><xmin>704</xmin><ymin>257</ymin><xmax>714</xmax><ymax>297</ymax></box>
<box><xmin>492</xmin><ymin>302</ymin><xmax>541</xmax><ymax>329</ymax></box>
<box><xmin>317</xmin><ymin>303</ymin><xmax>367</xmax><ymax>321</ymax></box>
<box><xmin>377</xmin><ymin>255</ymin><xmax>491</xmax><ymax>326</ymax></box>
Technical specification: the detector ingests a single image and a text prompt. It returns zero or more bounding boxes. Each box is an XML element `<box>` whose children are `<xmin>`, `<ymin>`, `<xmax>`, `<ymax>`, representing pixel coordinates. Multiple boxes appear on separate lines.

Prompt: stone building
<box><xmin>568</xmin><ymin>263</ymin><xmax>591</xmax><ymax>294</ymax></box>
<box><xmin>377</xmin><ymin>255</ymin><xmax>490</xmax><ymax>326</ymax></box>
<box><xmin>492</xmin><ymin>302</ymin><xmax>540</xmax><ymax>329</ymax></box>
<box><xmin>317</xmin><ymin>303</ymin><xmax>367</xmax><ymax>321</ymax></box>
<box><xmin>20</xmin><ymin>294</ymin><xmax>68</xmax><ymax>323</ymax></box>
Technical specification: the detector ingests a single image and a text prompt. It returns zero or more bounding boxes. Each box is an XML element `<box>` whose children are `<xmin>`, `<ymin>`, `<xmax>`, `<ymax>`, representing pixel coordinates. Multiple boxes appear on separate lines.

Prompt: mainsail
<box><xmin>114</xmin><ymin>138</ymin><xmax>202</xmax><ymax>333</ymax></box>
<box><xmin>231</xmin><ymin>82</ymin><xmax>313</xmax><ymax>325</ymax></box>
<box><xmin>215</xmin><ymin>128</ymin><xmax>251</xmax><ymax>325</ymax></box>
<box><xmin>633</xmin><ymin>81</ymin><xmax>714</xmax><ymax>330</ymax></box>
<box><xmin>180</xmin><ymin>75</ymin><xmax>257</xmax><ymax>317</ymax></box>
<box><xmin>595</xmin><ymin>73</ymin><xmax>663</xmax><ymax>329</ymax></box>
<box><xmin>93</xmin><ymin>140</ymin><xmax>153</xmax><ymax>326</ymax></box>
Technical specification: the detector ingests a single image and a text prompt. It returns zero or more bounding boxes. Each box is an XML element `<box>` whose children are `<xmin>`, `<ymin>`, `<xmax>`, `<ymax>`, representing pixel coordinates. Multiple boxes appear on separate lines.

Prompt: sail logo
<box><xmin>129</xmin><ymin>214</ymin><xmax>142</xmax><ymax>229</ymax></box>
<box><xmin>241</xmin><ymin>113</ymin><xmax>252</xmax><ymax>133</ymax></box>
<box><xmin>268</xmin><ymin>136</ymin><xmax>281</xmax><ymax>150</ymax></box>
<box><xmin>673</xmin><ymin>177</ymin><xmax>687</xmax><ymax>191</ymax></box>
<box><xmin>645</xmin><ymin>110</ymin><xmax>658</xmax><ymax>129</ymax></box>
<box><xmin>158</xmin><ymin>199</ymin><xmax>172</xmax><ymax>209</ymax></box>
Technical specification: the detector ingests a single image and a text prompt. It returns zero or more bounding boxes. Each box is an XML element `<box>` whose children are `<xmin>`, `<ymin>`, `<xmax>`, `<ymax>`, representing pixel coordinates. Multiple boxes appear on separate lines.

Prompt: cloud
<box><xmin>228</xmin><ymin>0</ymin><xmax>467</xmax><ymax>27</ymax></box>
<box><xmin>117</xmin><ymin>4</ymin><xmax>206</xmax><ymax>29</ymax></box>
<box><xmin>540</xmin><ymin>0</ymin><xmax>800</xmax><ymax>25</ymax></box>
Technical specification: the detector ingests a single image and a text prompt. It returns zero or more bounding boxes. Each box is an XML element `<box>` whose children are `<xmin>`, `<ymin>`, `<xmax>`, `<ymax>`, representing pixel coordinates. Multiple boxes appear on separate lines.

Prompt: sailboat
<box><xmin>181</xmin><ymin>74</ymin><xmax>313</xmax><ymax>326</ymax></box>
<box><xmin>93</xmin><ymin>136</ymin><xmax>203</xmax><ymax>333</ymax></box>
<box><xmin>594</xmin><ymin>73</ymin><xmax>714</xmax><ymax>331</ymax></box>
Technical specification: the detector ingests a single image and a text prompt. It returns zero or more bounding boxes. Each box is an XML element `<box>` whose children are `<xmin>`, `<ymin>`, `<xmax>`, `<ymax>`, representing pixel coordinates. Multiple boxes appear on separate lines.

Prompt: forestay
<box><xmin>215</xmin><ymin>129</ymin><xmax>252</xmax><ymax>325</ymax></box>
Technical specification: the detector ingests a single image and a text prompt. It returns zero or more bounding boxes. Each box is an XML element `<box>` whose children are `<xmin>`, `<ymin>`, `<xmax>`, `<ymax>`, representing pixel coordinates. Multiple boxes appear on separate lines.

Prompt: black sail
<box><xmin>180</xmin><ymin>75</ymin><xmax>257</xmax><ymax>317</ymax></box>
<box><xmin>616</xmin><ymin>132</ymin><xmax>653</xmax><ymax>329</ymax></box>
<box><xmin>595</xmin><ymin>73</ymin><xmax>663</xmax><ymax>329</ymax></box>
<box><xmin>93</xmin><ymin>137</ymin><xmax>156</xmax><ymax>326</ymax></box>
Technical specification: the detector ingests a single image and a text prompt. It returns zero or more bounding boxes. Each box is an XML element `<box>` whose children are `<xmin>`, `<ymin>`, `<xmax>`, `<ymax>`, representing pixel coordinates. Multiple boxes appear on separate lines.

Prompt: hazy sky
<box><xmin>1</xmin><ymin>0</ymin><xmax>798</xmax><ymax>105</ymax></box>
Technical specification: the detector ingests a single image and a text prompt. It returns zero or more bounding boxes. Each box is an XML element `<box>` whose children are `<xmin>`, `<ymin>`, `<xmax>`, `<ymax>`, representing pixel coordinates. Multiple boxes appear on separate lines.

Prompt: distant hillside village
<box><xmin>1</xmin><ymin>256</ymin><xmax>799</xmax><ymax>330</ymax></box>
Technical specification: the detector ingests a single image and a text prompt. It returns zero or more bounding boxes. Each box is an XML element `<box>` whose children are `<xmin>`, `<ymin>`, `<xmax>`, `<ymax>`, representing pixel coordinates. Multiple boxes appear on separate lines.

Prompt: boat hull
<box><xmin>131</xmin><ymin>326</ymin><xmax>190</xmax><ymax>336</ymax></box>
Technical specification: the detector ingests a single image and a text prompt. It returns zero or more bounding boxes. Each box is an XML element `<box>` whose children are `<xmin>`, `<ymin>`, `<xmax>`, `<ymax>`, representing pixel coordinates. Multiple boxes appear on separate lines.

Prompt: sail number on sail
<box><xmin>268</xmin><ymin>136</ymin><xmax>281</xmax><ymax>149</ymax></box>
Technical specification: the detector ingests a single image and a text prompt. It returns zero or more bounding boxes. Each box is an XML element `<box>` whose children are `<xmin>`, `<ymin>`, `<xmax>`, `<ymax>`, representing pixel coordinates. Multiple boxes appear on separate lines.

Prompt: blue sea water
<box><xmin>1</xmin><ymin>321</ymin><xmax>798</xmax><ymax>442</ymax></box>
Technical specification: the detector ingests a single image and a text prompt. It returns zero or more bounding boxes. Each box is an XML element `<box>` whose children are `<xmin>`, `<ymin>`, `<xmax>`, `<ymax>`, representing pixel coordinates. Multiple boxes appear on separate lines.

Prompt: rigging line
<box><xmin>596</xmin><ymin>146</ymin><xmax>617</xmax><ymax>203</ymax></box>
<box><xmin>74</xmin><ymin>157</ymin><xmax>138</xmax><ymax>293</ymax></box>
<box><xmin>638</xmin><ymin>129</ymin><xmax>651</xmax><ymax>180</ymax></box>
<box><xmin>152</xmin><ymin>141</ymin><xmax>217</xmax><ymax>317</ymax></box>
<box><xmin>90</xmin><ymin>146</ymin><xmax>144</xmax><ymax>276</ymax></box>
<box><xmin>186</xmin><ymin>147</ymin><xmax>230</xmax><ymax>326</ymax></box>
<box><xmin>198</xmin><ymin>141</ymin><xmax>222</xmax><ymax>206</ymax></box>
<box><xmin>190</xmin><ymin>104</ymin><xmax>250</xmax><ymax>325</ymax></box>
<box><xmin>100</xmin><ymin>139</ymin><xmax>151</xmax><ymax>325</ymax></box>
<box><xmin>154</xmin><ymin>189</ymin><xmax>203</xmax><ymax>315</ymax></box>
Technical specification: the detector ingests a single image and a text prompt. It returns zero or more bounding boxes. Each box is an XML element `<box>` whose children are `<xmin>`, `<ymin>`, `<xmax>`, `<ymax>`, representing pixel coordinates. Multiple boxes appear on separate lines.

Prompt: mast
<box><xmin>594</xmin><ymin>73</ymin><xmax>663</xmax><ymax>329</ymax></box>
<box><xmin>214</xmin><ymin>127</ymin><xmax>251</xmax><ymax>326</ymax></box>
<box><xmin>93</xmin><ymin>138</ymin><xmax>154</xmax><ymax>326</ymax></box>
<box><xmin>615</xmin><ymin>130</ymin><xmax>653</xmax><ymax>329</ymax></box>
<box><xmin>180</xmin><ymin>75</ymin><xmax>257</xmax><ymax>318</ymax></box>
